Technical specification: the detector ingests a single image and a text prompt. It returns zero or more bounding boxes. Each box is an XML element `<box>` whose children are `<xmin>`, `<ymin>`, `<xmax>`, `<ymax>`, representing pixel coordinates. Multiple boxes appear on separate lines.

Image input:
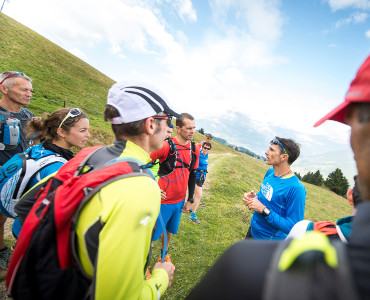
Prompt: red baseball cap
<box><xmin>314</xmin><ymin>55</ymin><xmax>370</xmax><ymax>127</ymax></box>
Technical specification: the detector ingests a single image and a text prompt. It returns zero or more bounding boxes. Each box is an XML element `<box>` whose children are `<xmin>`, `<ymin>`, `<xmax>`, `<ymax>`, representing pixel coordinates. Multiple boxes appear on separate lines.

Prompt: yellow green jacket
<box><xmin>75</xmin><ymin>140</ymin><xmax>169</xmax><ymax>299</ymax></box>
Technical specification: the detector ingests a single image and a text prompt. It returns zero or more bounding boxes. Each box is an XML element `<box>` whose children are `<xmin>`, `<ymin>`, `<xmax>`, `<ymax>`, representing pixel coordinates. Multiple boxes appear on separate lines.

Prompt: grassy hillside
<box><xmin>0</xmin><ymin>13</ymin><xmax>352</xmax><ymax>299</ymax></box>
<box><xmin>0</xmin><ymin>13</ymin><xmax>115</xmax><ymax>146</ymax></box>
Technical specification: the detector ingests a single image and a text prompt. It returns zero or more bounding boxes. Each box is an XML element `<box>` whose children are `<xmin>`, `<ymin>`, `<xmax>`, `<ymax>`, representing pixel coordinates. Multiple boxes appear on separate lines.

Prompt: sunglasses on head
<box><xmin>58</xmin><ymin>108</ymin><xmax>82</xmax><ymax>129</ymax></box>
<box><xmin>271</xmin><ymin>137</ymin><xmax>289</xmax><ymax>156</ymax></box>
<box><xmin>0</xmin><ymin>71</ymin><xmax>26</xmax><ymax>85</ymax></box>
<box><xmin>152</xmin><ymin>115</ymin><xmax>173</xmax><ymax>127</ymax></box>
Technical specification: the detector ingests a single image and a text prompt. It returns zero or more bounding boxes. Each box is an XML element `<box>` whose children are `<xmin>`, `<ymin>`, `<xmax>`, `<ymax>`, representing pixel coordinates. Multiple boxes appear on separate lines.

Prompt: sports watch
<box><xmin>262</xmin><ymin>207</ymin><xmax>271</xmax><ymax>217</ymax></box>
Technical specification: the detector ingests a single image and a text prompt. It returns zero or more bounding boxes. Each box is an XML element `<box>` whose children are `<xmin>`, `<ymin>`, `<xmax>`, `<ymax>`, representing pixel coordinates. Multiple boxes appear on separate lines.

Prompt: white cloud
<box><xmin>4</xmin><ymin>0</ymin><xmax>177</xmax><ymax>57</ymax></box>
<box><xmin>327</xmin><ymin>0</ymin><xmax>370</xmax><ymax>11</ymax></box>
<box><xmin>209</xmin><ymin>0</ymin><xmax>284</xmax><ymax>42</ymax></box>
<box><xmin>173</xmin><ymin>0</ymin><xmax>197</xmax><ymax>23</ymax></box>
<box><xmin>69</xmin><ymin>48</ymin><xmax>88</xmax><ymax>61</ymax></box>
<box><xmin>366</xmin><ymin>29</ymin><xmax>370</xmax><ymax>37</ymax></box>
<box><xmin>3</xmin><ymin>0</ymin><xmax>350</xmax><ymax>150</ymax></box>
<box><xmin>335</xmin><ymin>12</ymin><xmax>368</xmax><ymax>28</ymax></box>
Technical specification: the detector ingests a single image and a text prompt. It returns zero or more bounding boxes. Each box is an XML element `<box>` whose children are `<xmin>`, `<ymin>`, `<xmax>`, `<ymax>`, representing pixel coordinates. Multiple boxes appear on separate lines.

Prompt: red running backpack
<box><xmin>6</xmin><ymin>145</ymin><xmax>154</xmax><ymax>300</ymax></box>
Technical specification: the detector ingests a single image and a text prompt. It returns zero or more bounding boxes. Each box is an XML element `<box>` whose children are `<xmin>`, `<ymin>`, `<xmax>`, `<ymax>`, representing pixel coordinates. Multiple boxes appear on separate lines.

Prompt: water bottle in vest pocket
<box><xmin>4</xmin><ymin>118</ymin><xmax>20</xmax><ymax>146</ymax></box>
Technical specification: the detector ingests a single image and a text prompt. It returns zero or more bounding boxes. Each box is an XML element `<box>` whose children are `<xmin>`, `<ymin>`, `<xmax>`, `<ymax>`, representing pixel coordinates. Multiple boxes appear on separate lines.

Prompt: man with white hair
<box><xmin>0</xmin><ymin>71</ymin><xmax>33</xmax><ymax>269</ymax></box>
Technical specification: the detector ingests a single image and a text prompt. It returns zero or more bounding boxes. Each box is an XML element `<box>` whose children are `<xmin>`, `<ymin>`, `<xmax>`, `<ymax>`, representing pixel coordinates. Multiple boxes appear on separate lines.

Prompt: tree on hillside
<box><xmin>302</xmin><ymin>171</ymin><xmax>314</xmax><ymax>184</ymax></box>
<box><xmin>325</xmin><ymin>168</ymin><xmax>349</xmax><ymax>197</ymax></box>
<box><xmin>198</xmin><ymin>128</ymin><xmax>204</xmax><ymax>135</ymax></box>
<box><xmin>312</xmin><ymin>170</ymin><xmax>324</xmax><ymax>186</ymax></box>
<box><xmin>294</xmin><ymin>172</ymin><xmax>302</xmax><ymax>180</ymax></box>
<box><xmin>301</xmin><ymin>170</ymin><xmax>324</xmax><ymax>186</ymax></box>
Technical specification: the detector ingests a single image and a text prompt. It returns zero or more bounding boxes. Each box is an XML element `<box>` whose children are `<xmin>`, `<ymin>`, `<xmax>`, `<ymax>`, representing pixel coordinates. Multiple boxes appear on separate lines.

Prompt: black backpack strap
<box><xmin>158</xmin><ymin>138</ymin><xmax>177</xmax><ymax>177</ymax></box>
<box><xmin>263</xmin><ymin>232</ymin><xmax>359</xmax><ymax>300</ymax></box>
<box><xmin>20</xmin><ymin>108</ymin><xmax>33</xmax><ymax>121</ymax></box>
<box><xmin>189</xmin><ymin>141</ymin><xmax>196</xmax><ymax>172</ymax></box>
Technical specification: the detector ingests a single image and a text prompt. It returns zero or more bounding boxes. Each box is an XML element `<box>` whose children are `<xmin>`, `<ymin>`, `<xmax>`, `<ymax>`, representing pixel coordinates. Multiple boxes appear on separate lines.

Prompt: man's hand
<box><xmin>243</xmin><ymin>191</ymin><xmax>265</xmax><ymax>213</ymax></box>
<box><xmin>160</xmin><ymin>190</ymin><xmax>167</xmax><ymax>199</ymax></box>
<box><xmin>153</xmin><ymin>262</ymin><xmax>175</xmax><ymax>287</ymax></box>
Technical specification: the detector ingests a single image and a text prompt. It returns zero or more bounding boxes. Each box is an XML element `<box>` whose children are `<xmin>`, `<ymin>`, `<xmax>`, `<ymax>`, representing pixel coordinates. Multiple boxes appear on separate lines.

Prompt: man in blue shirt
<box><xmin>243</xmin><ymin>137</ymin><xmax>306</xmax><ymax>240</ymax></box>
<box><xmin>189</xmin><ymin>142</ymin><xmax>211</xmax><ymax>224</ymax></box>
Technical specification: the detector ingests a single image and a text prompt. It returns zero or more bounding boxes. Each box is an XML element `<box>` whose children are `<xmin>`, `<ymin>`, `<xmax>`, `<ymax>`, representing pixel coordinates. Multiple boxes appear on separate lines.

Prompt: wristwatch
<box><xmin>262</xmin><ymin>207</ymin><xmax>271</xmax><ymax>217</ymax></box>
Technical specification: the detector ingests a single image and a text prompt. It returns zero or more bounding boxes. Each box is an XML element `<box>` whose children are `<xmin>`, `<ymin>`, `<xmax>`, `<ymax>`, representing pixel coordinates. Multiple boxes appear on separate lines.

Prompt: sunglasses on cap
<box><xmin>152</xmin><ymin>115</ymin><xmax>173</xmax><ymax>127</ymax></box>
<box><xmin>58</xmin><ymin>108</ymin><xmax>82</xmax><ymax>129</ymax></box>
<box><xmin>271</xmin><ymin>137</ymin><xmax>289</xmax><ymax>156</ymax></box>
<box><xmin>0</xmin><ymin>71</ymin><xmax>26</xmax><ymax>85</ymax></box>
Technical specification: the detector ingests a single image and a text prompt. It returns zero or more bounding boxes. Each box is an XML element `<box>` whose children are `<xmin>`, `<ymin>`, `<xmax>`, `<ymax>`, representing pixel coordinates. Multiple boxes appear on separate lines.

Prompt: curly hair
<box><xmin>25</xmin><ymin>107</ymin><xmax>88</xmax><ymax>143</ymax></box>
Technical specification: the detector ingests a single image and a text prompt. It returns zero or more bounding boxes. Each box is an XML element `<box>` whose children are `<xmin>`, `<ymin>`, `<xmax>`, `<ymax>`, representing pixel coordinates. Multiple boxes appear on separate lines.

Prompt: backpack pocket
<box><xmin>3</xmin><ymin>121</ymin><xmax>21</xmax><ymax>146</ymax></box>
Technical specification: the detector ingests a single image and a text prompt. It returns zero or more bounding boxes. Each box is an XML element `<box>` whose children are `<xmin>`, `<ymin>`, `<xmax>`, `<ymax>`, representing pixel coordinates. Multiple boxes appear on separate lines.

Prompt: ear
<box><xmin>281</xmin><ymin>153</ymin><xmax>289</xmax><ymax>162</ymax></box>
<box><xmin>347</xmin><ymin>188</ymin><xmax>354</xmax><ymax>206</ymax></box>
<box><xmin>56</xmin><ymin>127</ymin><xmax>66</xmax><ymax>138</ymax></box>
<box><xmin>0</xmin><ymin>84</ymin><xmax>8</xmax><ymax>95</ymax></box>
<box><xmin>144</xmin><ymin>117</ymin><xmax>156</xmax><ymax>135</ymax></box>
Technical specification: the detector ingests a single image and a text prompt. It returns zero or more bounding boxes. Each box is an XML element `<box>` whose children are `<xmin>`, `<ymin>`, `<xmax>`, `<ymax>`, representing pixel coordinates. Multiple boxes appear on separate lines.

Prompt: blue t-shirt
<box><xmin>251</xmin><ymin>168</ymin><xmax>306</xmax><ymax>240</ymax></box>
<box><xmin>195</xmin><ymin>151</ymin><xmax>208</xmax><ymax>180</ymax></box>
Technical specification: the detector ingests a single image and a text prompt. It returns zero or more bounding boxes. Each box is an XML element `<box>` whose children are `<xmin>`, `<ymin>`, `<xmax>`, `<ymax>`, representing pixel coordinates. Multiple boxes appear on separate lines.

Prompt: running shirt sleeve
<box><xmin>264</xmin><ymin>181</ymin><xmax>306</xmax><ymax>234</ymax></box>
<box><xmin>150</xmin><ymin>141</ymin><xmax>170</xmax><ymax>162</ymax></box>
<box><xmin>77</xmin><ymin>176</ymin><xmax>169</xmax><ymax>299</ymax></box>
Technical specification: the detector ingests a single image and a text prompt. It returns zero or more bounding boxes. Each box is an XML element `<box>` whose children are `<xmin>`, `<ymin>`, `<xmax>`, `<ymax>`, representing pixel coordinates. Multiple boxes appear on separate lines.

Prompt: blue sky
<box><xmin>3</xmin><ymin>0</ymin><xmax>370</xmax><ymax>180</ymax></box>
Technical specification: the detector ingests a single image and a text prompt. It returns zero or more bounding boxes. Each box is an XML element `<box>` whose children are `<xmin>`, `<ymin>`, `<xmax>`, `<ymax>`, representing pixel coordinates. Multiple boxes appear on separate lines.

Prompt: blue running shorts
<box><xmin>152</xmin><ymin>199</ymin><xmax>185</xmax><ymax>241</ymax></box>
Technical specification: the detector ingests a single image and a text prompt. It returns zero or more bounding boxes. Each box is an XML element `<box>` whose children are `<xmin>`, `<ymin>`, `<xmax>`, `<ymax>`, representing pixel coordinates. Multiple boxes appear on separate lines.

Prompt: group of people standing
<box><xmin>0</xmin><ymin>72</ymin><xmax>91</xmax><ymax>267</ymax></box>
<box><xmin>0</xmin><ymin>71</ymin><xmax>214</xmax><ymax>299</ymax></box>
<box><xmin>2</xmin><ymin>52</ymin><xmax>369</xmax><ymax>300</ymax></box>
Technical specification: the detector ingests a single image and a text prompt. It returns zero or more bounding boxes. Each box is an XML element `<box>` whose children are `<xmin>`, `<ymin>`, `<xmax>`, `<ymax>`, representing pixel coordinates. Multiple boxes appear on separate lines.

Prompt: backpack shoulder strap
<box><xmin>313</xmin><ymin>221</ymin><xmax>338</xmax><ymax>236</ymax></box>
<box><xmin>335</xmin><ymin>226</ymin><xmax>348</xmax><ymax>243</ymax></box>
<box><xmin>20</xmin><ymin>108</ymin><xmax>33</xmax><ymax>121</ymax></box>
<box><xmin>263</xmin><ymin>231</ymin><xmax>359</xmax><ymax>300</ymax></box>
<box><xmin>189</xmin><ymin>141</ymin><xmax>197</xmax><ymax>172</ymax></box>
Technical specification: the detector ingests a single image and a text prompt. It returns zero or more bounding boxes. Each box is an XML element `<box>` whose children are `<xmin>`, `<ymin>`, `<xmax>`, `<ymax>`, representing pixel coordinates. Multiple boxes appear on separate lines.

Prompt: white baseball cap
<box><xmin>107</xmin><ymin>82</ymin><xmax>181</xmax><ymax>124</ymax></box>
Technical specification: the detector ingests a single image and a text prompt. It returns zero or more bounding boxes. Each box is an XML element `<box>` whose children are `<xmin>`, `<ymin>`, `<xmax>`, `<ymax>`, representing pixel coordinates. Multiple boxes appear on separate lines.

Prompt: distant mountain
<box><xmin>213</xmin><ymin>137</ymin><xmax>227</xmax><ymax>144</ymax></box>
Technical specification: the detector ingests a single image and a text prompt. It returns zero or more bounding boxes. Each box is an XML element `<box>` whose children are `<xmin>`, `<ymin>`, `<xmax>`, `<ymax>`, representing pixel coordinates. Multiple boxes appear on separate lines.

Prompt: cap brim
<box><xmin>313</xmin><ymin>101</ymin><xmax>350</xmax><ymax>127</ymax></box>
<box><xmin>165</xmin><ymin>108</ymin><xmax>181</xmax><ymax>118</ymax></box>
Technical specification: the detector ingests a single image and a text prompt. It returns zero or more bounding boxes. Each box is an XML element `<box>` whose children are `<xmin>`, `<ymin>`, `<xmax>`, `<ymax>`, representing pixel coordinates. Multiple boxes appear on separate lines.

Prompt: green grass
<box><xmin>153</xmin><ymin>150</ymin><xmax>351</xmax><ymax>299</ymax></box>
<box><xmin>0</xmin><ymin>13</ymin><xmax>352</xmax><ymax>300</ymax></box>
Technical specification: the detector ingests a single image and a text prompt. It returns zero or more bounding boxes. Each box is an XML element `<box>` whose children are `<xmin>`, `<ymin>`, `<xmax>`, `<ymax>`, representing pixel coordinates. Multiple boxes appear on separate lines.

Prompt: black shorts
<box><xmin>196</xmin><ymin>178</ymin><xmax>205</xmax><ymax>187</ymax></box>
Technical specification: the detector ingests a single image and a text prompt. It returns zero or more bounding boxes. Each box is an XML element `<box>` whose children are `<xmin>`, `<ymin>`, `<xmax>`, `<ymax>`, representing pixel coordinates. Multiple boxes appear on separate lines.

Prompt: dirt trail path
<box><xmin>201</xmin><ymin>152</ymin><xmax>237</xmax><ymax>190</ymax></box>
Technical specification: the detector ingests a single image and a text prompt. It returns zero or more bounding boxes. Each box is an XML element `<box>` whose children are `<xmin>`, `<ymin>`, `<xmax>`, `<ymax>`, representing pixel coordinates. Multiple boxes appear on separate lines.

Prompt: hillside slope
<box><xmin>0</xmin><ymin>13</ymin><xmax>115</xmax><ymax>145</ymax></box>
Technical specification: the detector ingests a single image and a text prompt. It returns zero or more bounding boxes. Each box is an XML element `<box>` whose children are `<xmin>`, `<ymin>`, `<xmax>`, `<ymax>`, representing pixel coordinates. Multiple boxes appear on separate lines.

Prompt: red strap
<box><xmin>313</xmin><ymin>221</ymin><xmax>338</xmax><ymax>236</ymax></box>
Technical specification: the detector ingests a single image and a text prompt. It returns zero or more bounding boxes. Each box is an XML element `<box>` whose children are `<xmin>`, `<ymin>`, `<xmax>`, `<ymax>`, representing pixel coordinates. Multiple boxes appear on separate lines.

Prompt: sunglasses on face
<box><xmin>152</xmin><ymin>115</ymin><xmax>173</xmax><ymax>127</ymax></box>
<box><xmin>0</xmin><ymin>71</ymin><xmax>26</xmax><ymax>85</ymax></box>
<box><xmin>271</xmin><ymin>137</ymin><xmax>289</xmax><ymax>156</ymax></box>
<box><xmin>203</xmin><ymin>147</ymin><xmax>211</xmax><ymax>150</ymax></box>
<box><xmin>206</xmin><ymin>137</ymin><xmax>213</xmax><ymax>140</ymax></box>
<box><xmin>58</xmin><ymin>108</ymin><xmax>82</xmax><ymax>129</ymax></box>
